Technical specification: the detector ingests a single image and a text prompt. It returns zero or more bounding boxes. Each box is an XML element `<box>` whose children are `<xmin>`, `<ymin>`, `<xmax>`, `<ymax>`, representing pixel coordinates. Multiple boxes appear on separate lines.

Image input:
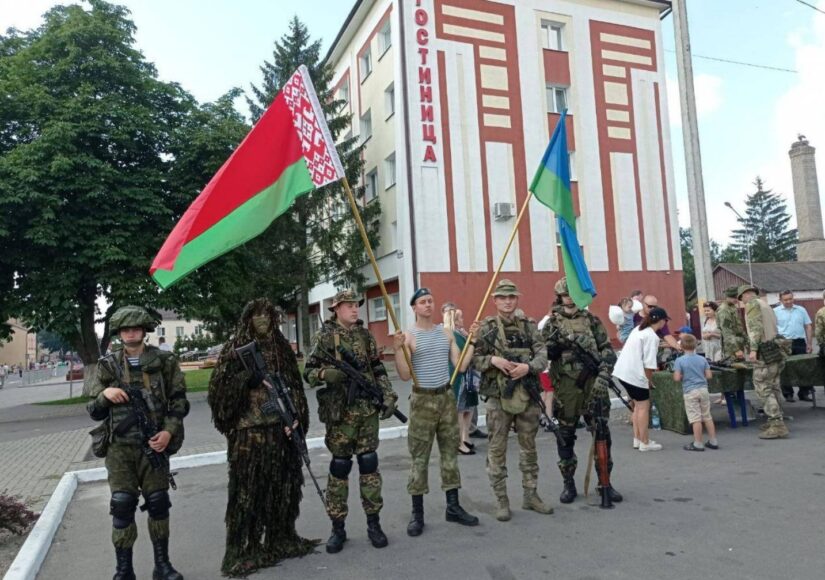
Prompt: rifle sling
<box><xmin>113</xmin><ymin>414</ymin><xmax>138</xmax><ymax>436</ymax></box>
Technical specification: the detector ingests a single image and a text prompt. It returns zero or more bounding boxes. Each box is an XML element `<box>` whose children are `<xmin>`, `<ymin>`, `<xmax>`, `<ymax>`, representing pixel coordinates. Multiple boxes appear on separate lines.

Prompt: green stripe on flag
<box><xmin>531</xmin><ymin>168</ymin><xmax>576</xmax><ymax>227</ymax></box>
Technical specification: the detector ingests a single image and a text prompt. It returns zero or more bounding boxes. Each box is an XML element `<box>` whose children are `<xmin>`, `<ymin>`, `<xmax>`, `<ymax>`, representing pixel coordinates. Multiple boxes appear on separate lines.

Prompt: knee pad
<box><xmin>329</xmin><ymin>456</ymin><xmax>353</xmax><ymax>479</ymax></box>
<box><xmin>110</xmin><ymin>491</ymin><xmax>138</xmax><ymax>529</ymax></box>
<box><xmin>144</xmin><ymin>490</ymin><xmax>171</xmax><ymax>520</ymax></box>
<box><xmin>357</xmin><ymin>451</ymin><xmax>378</xmax><ymax>474</ymax></box>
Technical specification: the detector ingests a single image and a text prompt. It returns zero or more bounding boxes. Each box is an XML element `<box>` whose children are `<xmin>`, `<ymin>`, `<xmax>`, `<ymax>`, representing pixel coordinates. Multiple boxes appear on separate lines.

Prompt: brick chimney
<box><xmin>789</xmin><ymin>135</ymin><xmax>825</xmax><ymax>261</ymax></box>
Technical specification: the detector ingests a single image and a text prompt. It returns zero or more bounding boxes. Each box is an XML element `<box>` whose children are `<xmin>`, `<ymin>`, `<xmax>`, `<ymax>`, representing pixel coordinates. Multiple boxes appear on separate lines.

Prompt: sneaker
<box><xmin>639</xmin><ymin>440</ymin><xmax>663</xmax><ymax>452</ymax></box>
<box><xmin>705</xmin><ymin>441</ymin><xmax>719</xmax><ymax>450</ymax></box>
<box><xmin>633</xmin><ymin>438</ymin><xmax>641</xmax><ymax>450</ymax></box>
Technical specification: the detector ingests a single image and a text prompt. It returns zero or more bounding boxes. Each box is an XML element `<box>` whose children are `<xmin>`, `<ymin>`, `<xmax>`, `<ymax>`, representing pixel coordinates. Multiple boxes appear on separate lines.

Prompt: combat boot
<box><xmin>366</xmin><ymin>513</ymin><xmax>388</xmax><ymax>548</ymax></box>
<box><xmin>523</xmin><ymin>489</ymin><xmax>554</xmax><ymax>514</ymax></box>
<box><xmin>407</xmin><ymin>495</ymin><xmax>424</xmax><ymax>537</ymax></box>
<box><xmin>559</xmin><ymin>478</ymin><xmax>577</xmax><ymax>504</ymax></box>
<box><xmin>605</xmin><ymin>485</ymin><xmax>623</xmax><ymax>503</ymax></box>
<box><xmin>151</xmin><ymin>539</ymin><xmax>183</xmax><ymax>580</ymax></box>
<box><xmin>445</xmin><ymin>489</ymin><xmax>479</xmax><ymax>526</ymax></box>
<box><xmin>113</xmin><ymin>547</ymin><xmax>136</xmax><ymax>580</ymax></box>
<box><xmin>759</xmin><ymin>422</ymin><xmax>790</xmax><ymax>439</ymax></box>
<box><xmin>495</xmin><ymin>495</ymin><xmax>511</xmax><ymax>522</ymax></box>
<box><xmin>325</xmin><ymin>518</ymin><xmax>347</xmax><ymax>554</ymax></box>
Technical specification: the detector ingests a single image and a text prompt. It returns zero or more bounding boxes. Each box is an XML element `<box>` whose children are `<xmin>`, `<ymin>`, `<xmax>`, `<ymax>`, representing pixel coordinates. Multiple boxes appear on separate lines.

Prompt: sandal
<box><xmin>458</xmin><ymin>447</ymin><xmax>476</xmax><ymax>455</ymax></box>
<box><xmin>463</xmin><ymin>441</ymin><xmax>475</xmax><ymax>449</ymax></box>
<box><xmin>683</xmin><ymin>442</ymin><xmax>705</xmax><ymax>452</ymax></box>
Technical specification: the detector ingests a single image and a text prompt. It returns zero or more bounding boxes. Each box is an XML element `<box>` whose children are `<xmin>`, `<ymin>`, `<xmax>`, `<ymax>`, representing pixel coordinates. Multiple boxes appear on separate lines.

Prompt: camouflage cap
<box><xmin>492</xmin><ymin>279</ymin><xmax>521</xmax><ymax>297</ymax></box>
<box><xmin>109</xmin><ymin>305</ymin><xmax>157</xmax><ymax>336</ymax></box>
<box><xmin>554</xmin><ymin>277</ymin><xmax>569</xmax><ymax>295</ymax></box>
<box><xmin>737</xmin><ymin>284</ymin><xmax>759</xmax><ymax>299</ymax></box>
<box><xmin>724</xmin><ymin>285</ymin><xmax>740</xmax><ymax>298</ymax></box>
<box><xmin>329</xmin><ymin>289</ymin><xmax>364</xmax><ymax>311</ymax></box>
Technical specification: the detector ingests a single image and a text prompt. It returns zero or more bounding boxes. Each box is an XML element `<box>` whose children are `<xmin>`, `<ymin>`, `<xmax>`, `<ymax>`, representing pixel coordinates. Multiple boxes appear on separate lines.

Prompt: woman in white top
<box><xmin>700</xmin><ymin>302</ymin><xmax>722</xmax><ymax>362</ymax></box>
<box><xmin>613</xmin><ymin>308</ymin><xmax>670</xmax><ymax>452</ymax></box>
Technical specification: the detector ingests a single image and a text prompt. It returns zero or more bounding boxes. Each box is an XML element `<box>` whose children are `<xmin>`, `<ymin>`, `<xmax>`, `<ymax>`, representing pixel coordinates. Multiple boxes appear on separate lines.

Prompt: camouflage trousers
<box><xmin>324</xmin><ymin>410</ymin><xmax>382</xmax><ymax>520</ymax></box>
<box><xmin>553</xmin><ymin>376</ymin><xmax>613</xmax><ymax>478</ymax></box>
<box><xmin>753</xmin><ymin>360</ymin><xmax>785</xmax><ymax>424</ymax></box>
<box><xmin>105</xmin><ymin>443</ymin><xmax>170</xmax><ymax>548</ymax></box>
<box><xmin>485</xmin><ymin>397</ymin><xmax>540</xmax><ymax>497</ymax></box>
<box><xmin>407</xmin><ymin>390</ymin><xmax>461</xmax><ymax>495</ymax></box>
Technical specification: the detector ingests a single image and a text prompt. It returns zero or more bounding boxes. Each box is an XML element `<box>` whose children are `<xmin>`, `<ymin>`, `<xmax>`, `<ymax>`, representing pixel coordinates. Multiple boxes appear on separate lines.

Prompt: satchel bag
<box><xmin>89</xmin><ymin>421</ymin><xmax>111</xmax><ymax>458</ymax></box>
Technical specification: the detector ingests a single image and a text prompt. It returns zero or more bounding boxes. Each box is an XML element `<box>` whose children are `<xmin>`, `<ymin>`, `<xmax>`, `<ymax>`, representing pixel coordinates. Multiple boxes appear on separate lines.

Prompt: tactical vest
<box><xmin>479</xmin><ymin>316</ymin><xmax>537</xmax><ymax>414</ymax></box>
<box><xmin>109</xmin><ymin>351</ymin><xmax>167</xmax><ymax>446</ymax></box>
<box><xmin>550</xmin><ymin>310</ymin><xmax>597</xmax><ymax>379</ymax></box>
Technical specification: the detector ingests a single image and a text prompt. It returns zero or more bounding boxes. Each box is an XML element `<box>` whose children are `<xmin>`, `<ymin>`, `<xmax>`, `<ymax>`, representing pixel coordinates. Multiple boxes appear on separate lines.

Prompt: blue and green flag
<box><xmin>529</xmin><ymin>110</ymin><xmax>596</xmax><ymax>308</ymax></box>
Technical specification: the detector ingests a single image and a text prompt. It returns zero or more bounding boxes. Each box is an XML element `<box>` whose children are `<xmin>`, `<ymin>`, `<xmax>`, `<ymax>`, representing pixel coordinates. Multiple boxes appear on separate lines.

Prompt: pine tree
<box><xmin>730</xmin><ymin>177</ymin><xmax>797</xmax><ymax>262</ymax></box>
<box><xmin>246</xmin><ymin>17</ymin><xmax>381</xmax><ymax>354</ymax></box>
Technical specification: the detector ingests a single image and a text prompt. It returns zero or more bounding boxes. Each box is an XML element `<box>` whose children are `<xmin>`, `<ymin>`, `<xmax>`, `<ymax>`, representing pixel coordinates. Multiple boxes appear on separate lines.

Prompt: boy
<box><xmin>673</xmin><ymin>334</ymin><xmax>719</xmax><ymax>451</ymax></box>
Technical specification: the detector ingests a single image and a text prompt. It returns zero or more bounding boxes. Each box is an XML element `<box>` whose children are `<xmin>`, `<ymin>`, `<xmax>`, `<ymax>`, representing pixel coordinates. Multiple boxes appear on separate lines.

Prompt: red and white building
<box><xmin>302</xmin><ymin>0</ymin><xmax>681</xmax><ymax>350</ymax></box>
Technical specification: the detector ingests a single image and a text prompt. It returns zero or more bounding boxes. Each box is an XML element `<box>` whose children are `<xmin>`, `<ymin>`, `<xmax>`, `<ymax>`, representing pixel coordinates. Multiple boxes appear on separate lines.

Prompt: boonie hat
<box><xmin>492</xmin><ymin>279</ymin><xmax>521</xmax><ymax>297</ymax></box>
<box><xmin>737</xmin><ymin>284</ymin><xmax>759</xmax><ymax>299</ymax></box>
<box><xmin>724</xmin><ymin>285</ymin><xmax>739</xmax><ymax>298</ymax></box>
<box><xmin>329</xmin><ymin>289</ymin><xmax>364</xmax><ymax>311</ymax></box>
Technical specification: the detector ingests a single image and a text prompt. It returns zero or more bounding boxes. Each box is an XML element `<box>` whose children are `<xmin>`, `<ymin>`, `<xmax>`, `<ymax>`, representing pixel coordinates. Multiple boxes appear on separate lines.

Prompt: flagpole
<box><xmin>341</xmin><ymin>176</ymin><xmax>419</xmax><ymax>388</ymax></box>
<box><xmin>449</xmin><ymin>191</ymin><xmax>534</xmax><ymax>386</ymax></box>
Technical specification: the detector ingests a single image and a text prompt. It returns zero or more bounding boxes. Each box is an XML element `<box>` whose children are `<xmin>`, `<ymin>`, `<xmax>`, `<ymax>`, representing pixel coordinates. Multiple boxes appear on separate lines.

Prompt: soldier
<box><xmin>208</xmin><ymin>299</ymin><xmax>317</xmax><ymax>577</ymax></box>
<box><xmin>472</xmin><ymin>279</ymin><xmax>553</xmax><ymax>521</ymax></box>
<box><xmin>717</xmin><ymin>286</ymin><xmax>747</xmax><ymax>361</ymax></box>
<box><xmin>739</xmin><ymin>285</ymin><xmax>789</xmax><ymax>439</ymax></box>
<box><xmin>87</xmin><ymin>306</ymin><xmax>189</xmax><ymax>580</ymax></box>
<box><xmin>393</xmin><ymin>287</ymin><xmax>479</xmax><ymax>537</ymax></box>
<box><xmin>815</xmin><ymin>290</ymin><xmax>825</xmax><ymax>357</ymax></box>
<box><xmin>542</xmin><ymin>278</ymin><xmax>622</xmax><ymax>505</ymax></box>
<box><xmin>304</xmin><ymin>290</ymin><xmax>399</xmax><ymax>553</ymax></box>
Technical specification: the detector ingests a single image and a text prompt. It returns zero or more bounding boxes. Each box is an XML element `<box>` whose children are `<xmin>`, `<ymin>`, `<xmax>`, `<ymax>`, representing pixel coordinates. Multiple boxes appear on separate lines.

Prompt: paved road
<box><xmin>39</xmin><ymin>408</ymin><xmax>825</xmax><ymax>580</ymax></box>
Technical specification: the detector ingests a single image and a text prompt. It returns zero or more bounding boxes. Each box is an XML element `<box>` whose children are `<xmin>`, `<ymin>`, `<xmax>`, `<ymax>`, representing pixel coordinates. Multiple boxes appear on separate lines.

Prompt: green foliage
<box><xmin>37</xmin><ymin>330</ymin><xmax>72</xmax><ymax>357</ymax></box>
<box><xmin>730</xmin><ymin>177</ymin><xmax>797</xmax><ymax>263</ymax></box>
<box><xmin>172</xmin><ymin>333</ymin><xmax>216</xmax><ymax>355</ymax></box>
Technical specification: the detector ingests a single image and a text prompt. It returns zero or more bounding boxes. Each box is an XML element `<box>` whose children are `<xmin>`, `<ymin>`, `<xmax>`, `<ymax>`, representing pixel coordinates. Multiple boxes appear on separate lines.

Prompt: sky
<box><xmin>2</xmin><ymin>0</ymin><xmax>824</xmax><ymax>248</ymax></box>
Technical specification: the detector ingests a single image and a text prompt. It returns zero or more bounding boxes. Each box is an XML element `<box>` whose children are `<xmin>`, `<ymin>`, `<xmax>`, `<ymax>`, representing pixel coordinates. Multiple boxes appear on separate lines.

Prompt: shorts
<box><xmin>539</xmin><ymin>371</ymin><xmax>554</xmax><ymax>392</ymax></box>
<box><xmin>683</xmin><ymin>388</ymin><xmax>711</xmax><ymax>423</ymax></box>
<box><xmin>618</xmin><ymin>378</ymin><xmax>650</xmax><ymax>402</ymax></box>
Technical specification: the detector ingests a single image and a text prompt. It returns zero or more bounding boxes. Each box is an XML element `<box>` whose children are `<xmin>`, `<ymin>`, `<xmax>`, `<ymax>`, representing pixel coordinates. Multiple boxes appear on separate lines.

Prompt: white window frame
<box><xmin>388</xmin><ymin>293</ymin><xmax>401</xmax><ymax>332</ymax></box>
<box><xmin>568</xmin><ymin>150</ymin><xmax>577</xmax><ymax>182</ymax></box>
<box><xmin>365</xmin><ymin>167</ymin><xmax>378</xmax><ymax>203</ymax></box>
<box><xmin>541</xmin><ymin>21</ymin><xmax>564</xmax><ymax>51</ymax></box>
<box><xmin>369</xmin><ymin>297</ymin><xmax>387</xmax><ymax>321</ymax></box>
<box><xmin>359</xmin><ymin>49</ymin><xmax>372</xmax><ymax>83</ymax></box>
<box><xmin>384</xmin><ymin>82</ymin><xmax>395</xmax><ymax>120</ymax></box>
<box><xmin>384</xmin><ymin>153</ymin><xmax>396</xmax><ymax>189</ymax></box>
<box><xmin>175</xmin><ymin>326</ymin><xmax>184</xmax><ymax>337</ymax></box>
<box><xmin>194</xmin><ymin>325</ymin><xmax>202</xmax><ymax>336</ymax></box>
<box><xmin>378</xmin><ymin>20</ymin><xmax>392</xmax><ymax>57</ymax></box>
<box><xmin>546</xmin><ymin>84</ymin><xmax>569</xmax><ymax>114</ymax></box>
<box><xmin>360</xmin><ymin>109</ymin><xmax>372</xmax><ymax>144</ymax></box>
<box><xmin>156</xmin><ymin>326</ymin><xmax>165</xmax><ymax>337</ymax></box>
<box><xmin>338</xmin><ymin>82</ymin><xmax>349</xmax><ymax>108</ymax></box>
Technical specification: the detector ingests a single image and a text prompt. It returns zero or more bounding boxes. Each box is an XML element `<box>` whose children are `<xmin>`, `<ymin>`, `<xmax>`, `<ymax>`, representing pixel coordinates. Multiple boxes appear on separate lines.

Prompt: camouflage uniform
<box><xmin>472</xmin><ymin>280</ymin><xmax>551</xmax><ymax>520</ymax></box>
<box><xmin>717</xmin><ymin>286</ymin><xmax>747</xmax><ymax>360</ymax></box>
<box><xmin>739</xmin><ymin>285</ymin><xmax>788</xmax><ymax>438</ymax></box>
<box><xmin>304</xmin><ymin>290</ymin><xmax>398</xmax><ymax>550</ymax></box>
<box><xmin>542</xmin><ymin>278</ymin><xmax>619</xmax><ymax>504</ymax></box>
<box><xmin>815</xmin><ymin>305</ymin><xmax>825</xmax><ymax>354</ymax></box>
<box><xmin>87</xmin><ymin>306</ymin><xmax>189</xmax><ymax>580</ymax></box>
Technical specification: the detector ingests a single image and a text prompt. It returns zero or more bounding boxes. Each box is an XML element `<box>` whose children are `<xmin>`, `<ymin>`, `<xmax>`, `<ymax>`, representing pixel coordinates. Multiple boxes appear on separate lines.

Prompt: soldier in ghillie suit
<box><xmin>87</xmin><ymin>306</ymin><xmax>189</xmax><ymax>580</ymax></box>
<box><xmin>542</xmin><ymin>278</ymin><xmax>622</xmax><ymax>505</ymax></box>
<box><xmin>208</xmin><ymin>298</ymin><xmax>317</xmax><ymax>577</ymax></box>
<box><xmin>304</xmin><ymin>290</ymin><xmax>399</xmax><ymax>553</ymax></box>
<box><xmin>717</xmin><ymin>285</ymin><xmax>747</xmax><ymax>360</ymax></box>
<box><xmin>739</xmin><ymin>285</ymin><xmax>790</xmax><ymax>439</ymax></box>
<box><xmin>472</xmin><ymin>279</ymin><xmax>553</xmax><ymax>521</ymax></box>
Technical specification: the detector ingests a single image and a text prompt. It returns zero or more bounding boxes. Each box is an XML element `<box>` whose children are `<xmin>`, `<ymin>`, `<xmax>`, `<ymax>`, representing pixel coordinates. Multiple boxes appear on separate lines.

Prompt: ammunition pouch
<box><xmin>317</xmin><ymin>385</ymin><xmax>346</xmax><ymax>425</ymax></box>
<box><xmin>758</xmin><ymin>339</ymin><xmax>784</xmax><ymax>365</ymax></box>
<box><xmin>90</xmin><ymin>420</ymin><xmax>111</xmax><ymax>458</ymax></box>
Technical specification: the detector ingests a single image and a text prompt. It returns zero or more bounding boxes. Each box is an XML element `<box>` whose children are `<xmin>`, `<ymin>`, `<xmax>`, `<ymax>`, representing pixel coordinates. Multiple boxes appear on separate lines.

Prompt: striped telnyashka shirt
<box><xmin>410</xmin><ymin>325</ymin><xmax>451</xmax><ymax>388</ymax></box>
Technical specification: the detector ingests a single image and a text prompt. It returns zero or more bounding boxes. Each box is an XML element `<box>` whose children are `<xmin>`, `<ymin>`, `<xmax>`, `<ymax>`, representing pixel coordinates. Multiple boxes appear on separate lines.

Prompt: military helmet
<box><xmin>329</xmin><ymin>289</ymin><xmax>364</xmax><ymax>311</ymax></box>
<box><xmin>554</xmin><ymin>278</ymin><xmax>569</xmax><ymax>296</ymax></box>
<box><xmin>109</xmin><ymin>306</ymin><xmax>157</xmax><ymax>336</ymax></box>
<box><xmin>724</xmin><ymin>285</ymin><xmax>739</xmax><ymax>299</ymax></box>
<box><xmin>737</xmin><ymin>284</ymin><xmax>759</xmax><ymax>299</ymax></box>
<box><xmin>492</xmin><ymin>279</ymin><xmax>521</xmax><ymax>297</ymax></box>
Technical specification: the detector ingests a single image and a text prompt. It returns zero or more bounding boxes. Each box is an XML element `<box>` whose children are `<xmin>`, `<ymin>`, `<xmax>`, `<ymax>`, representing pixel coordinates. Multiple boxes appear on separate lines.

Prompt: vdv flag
<box><xmin>529</xmin><ymin>110</ymin><xmax>596</xmax><ymax>308</ymax></box>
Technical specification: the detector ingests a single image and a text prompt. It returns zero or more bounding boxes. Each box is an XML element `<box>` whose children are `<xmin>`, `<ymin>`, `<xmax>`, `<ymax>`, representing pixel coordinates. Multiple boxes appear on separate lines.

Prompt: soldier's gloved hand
<box><xmin>322</xmin><ymin>368</ymin><xmax>346</xmax><ymax>384</ymax></box>
<box><xmin>380</xmin><ymin>396</ymin><xmax>398</xmax><ymax>420</ymax></box>
<box><xmin>592</xmin><ymin>370</ymin><xmax>611</xmax><ymax>400</ymax></box>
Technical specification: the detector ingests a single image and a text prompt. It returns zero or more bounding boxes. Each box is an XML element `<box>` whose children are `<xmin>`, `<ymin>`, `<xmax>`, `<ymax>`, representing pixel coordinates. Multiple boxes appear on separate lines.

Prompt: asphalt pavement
<box><xmin>39</xmin><ymin>407</ymin><xmax>825</xmax><ymax>580</ymax></box>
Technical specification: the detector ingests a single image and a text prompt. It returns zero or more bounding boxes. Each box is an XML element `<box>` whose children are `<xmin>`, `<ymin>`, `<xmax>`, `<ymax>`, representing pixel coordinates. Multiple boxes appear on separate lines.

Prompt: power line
<box><xmin>664</xmin><ymin>49</ymin><xmax>797</xmax><ymax>73</ymax></box>
<box><xmin>793</xmin><ymin>0</ymin><xmax>825</xmax><ymax>16</ymax></box>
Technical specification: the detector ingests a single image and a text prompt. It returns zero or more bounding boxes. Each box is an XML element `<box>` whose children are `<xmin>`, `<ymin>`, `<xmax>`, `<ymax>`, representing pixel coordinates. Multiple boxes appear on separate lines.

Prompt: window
<box><xmin>156</xmin><ymin>327</ymin><xmax>165</xmax><ymax>337</ymax></box>
<box><xmin>378</xmin><ymin>20</ymin><xmax>392</xmax><ymax>56</ymax></box>
<box><xmin>568</xmin><ymin>151</ymin><xmax>577</xmax><ymax>181</ymax></box>
<box><xmin>360</xmin><ymin>109</ymin><xmax>372</xmax><ymax>143</ymax></box>
<box><xmin>369</xmin><ymin>297</ymin><xmax>387</xmax><ymax>321</ymax></box>
<box><xmin>365</xmin><ymin>168</ymin><xmax>378</xmax><ymax>202</ymax></box>
<box><xmin>546</xmin><ymin>85</ymin><xmax>568</xmax><ymax>114</ymax></box>
<box><xmin>384</xmin><ymin>83</ymin><xmax>395</xmax><ymax>119</ymax></box>
<box><xmin>175</xmin><ymin>326</ymin><xmax>184</xmax><ymax>337</ymax></box>
<box><xmin>194</xmin><ymin>325</ymin><xmax>202</xmax><ymax>336</ymax></box>
<box><xmin>384</xmin><ymin>153</ymin><xmax>396</xmax><ymax>189</ymax></box>
<box><xmin>389</xmin><ymin>293</ymin><xmax>401</xmax><ymax>332</ymax></box>
<box><xmin>310</xmin><ymin>314</ymin><xmax>320</xmax><ymax>338</ymax></box>
<box><xmin>541</xmin><ymin>21</ymin><xmax>564</xmax><ymax>51</ymax></box>
<box><xmin>359</xmin><ymin>49</ymin><xmax>372</xmax><ymax>82</ymax></box>
<box><xmin>338</xmin><ymin>82</ymin><xmax>349</xmax><ymax>108</ymax></box>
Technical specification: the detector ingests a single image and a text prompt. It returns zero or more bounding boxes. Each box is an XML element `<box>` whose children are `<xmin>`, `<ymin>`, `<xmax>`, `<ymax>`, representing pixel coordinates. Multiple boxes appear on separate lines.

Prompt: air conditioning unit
<box><xmin>493</xmin><ymin>202</ymin><xmax>516</xmax><ymax>221</ymax></box>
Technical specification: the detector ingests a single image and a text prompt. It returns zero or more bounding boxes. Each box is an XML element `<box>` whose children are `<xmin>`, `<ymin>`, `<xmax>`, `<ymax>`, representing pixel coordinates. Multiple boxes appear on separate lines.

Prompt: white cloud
<box><xmin>667</xmin><ymin>73</ymin><xmax>724</xmax><ymax>128</ymax></box>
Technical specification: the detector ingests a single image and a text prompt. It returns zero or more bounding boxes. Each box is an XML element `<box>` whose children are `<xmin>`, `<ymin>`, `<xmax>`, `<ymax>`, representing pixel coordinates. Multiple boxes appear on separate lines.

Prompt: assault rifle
<box><xmin>562</xmin><ymin>336</ymin><xmax>633</xmax><ymax>411</ymax></box>
<box><xmin>313</xmin><ymin>346</ymin><xmax>407</xmax><ymax>423</ymax></box>
<box><xmin>101</xmin><ymin>354</ymin><xmax>177</xmax><ymax>490</ymax></box>
<box><xmin>585</xmin><ymin>395</ymin><xmax>614</xmax><ymax>509</ymax></box>
<box><xmin>235</xmin><ymin>341</ymin><xmax>326</xmax><ymax>508</ymax></box>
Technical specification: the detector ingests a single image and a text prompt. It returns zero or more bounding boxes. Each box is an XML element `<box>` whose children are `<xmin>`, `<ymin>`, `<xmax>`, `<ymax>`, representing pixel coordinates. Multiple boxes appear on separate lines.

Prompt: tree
<box><xmin>730</xmin><ymin>177</ymin><xmax>797</xmax><ymax>263</ymax></box>
<box><xmin>37</xmin><ymin>330</ymin><xmax>72</xmax><ymax>359</ymax></box>
<box><xmin>680</xmin><ymin>228</ymin><xmax>743</xmax><ymax>303</ymax></box>
<box><xmin>245</xmin><ymin>17</ymin><xmax>381</xmax><ymax>355</ymax></box>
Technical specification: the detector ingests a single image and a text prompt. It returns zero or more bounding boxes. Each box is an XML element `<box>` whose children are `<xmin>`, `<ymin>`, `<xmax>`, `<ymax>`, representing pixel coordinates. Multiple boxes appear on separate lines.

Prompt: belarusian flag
<box><xmin>150</xmin><ymin>65</ymin><xmax>344</xmax><ymax>289</ymax></box>
<box><xmin>530</xmin><ymin>110</ymin><xmax>596</xmax><ymax>308</ymax></box>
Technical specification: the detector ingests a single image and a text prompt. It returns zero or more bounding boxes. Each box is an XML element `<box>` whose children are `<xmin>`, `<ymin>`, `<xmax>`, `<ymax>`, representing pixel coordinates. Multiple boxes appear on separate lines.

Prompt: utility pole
<box><xmin>673</xmin><ymin>0</ymin><xmax>715</xmax><ymax>304</ymax></box>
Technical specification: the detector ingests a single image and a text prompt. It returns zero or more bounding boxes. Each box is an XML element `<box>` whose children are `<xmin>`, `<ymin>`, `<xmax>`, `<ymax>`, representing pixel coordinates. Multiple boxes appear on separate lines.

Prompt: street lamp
<box><xmin>724</xmin><ymin>201</ymin><xmax>754</xmax><ymax>286</ymax></box>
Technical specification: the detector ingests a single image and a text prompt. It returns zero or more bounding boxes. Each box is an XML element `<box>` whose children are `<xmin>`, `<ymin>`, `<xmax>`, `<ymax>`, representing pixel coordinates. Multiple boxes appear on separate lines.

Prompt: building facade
<box><xmin>312</xmin><ymin>0</ymin><xmax>681</xmax><ymax>349</ymax></box>
<box><xmin>0</xmin><ymin>320</ymin><xmax>38</xmax><ymax>367</ymax></box>
<box><xmin>148</xmin><ymin>309</ymin><xmax>211</xmax><ymax>350</ymax></box>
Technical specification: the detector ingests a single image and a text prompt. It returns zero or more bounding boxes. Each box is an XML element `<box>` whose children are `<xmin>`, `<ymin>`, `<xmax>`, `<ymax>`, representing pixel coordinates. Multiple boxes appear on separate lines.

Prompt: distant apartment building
<box><xmin>148</xmin><ymin>309</ymin><xmax>211</xmax><ymax>350</ymax></box>
<box><xmin>300</xmin><ymin>0</ymin><xmax>680</xmax><ymax>349</ymax></box>
<box><xmin>0</xmin><ymin>319</ymin><xmax>38</xmax><ymax>367</ymax></box>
